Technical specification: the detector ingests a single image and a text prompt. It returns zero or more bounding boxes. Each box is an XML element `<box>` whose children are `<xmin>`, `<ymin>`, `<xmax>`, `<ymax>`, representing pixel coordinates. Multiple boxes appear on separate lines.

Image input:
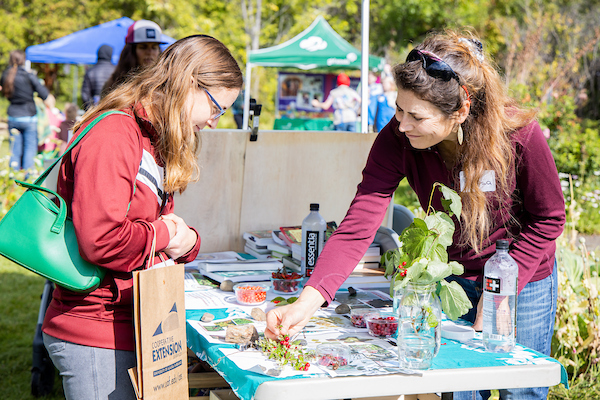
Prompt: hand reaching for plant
<box><xmin>265</xmin><ymin>286</ymin><xmax>325</xmax><ymax>339</ymax></box>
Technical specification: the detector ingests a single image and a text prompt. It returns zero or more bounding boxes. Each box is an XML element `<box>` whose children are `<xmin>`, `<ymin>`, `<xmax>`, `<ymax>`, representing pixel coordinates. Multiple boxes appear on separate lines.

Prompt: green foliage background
<box><xmin>1</xmin><ymin>0</ymin><xmax>600</xmax><ymax>398</ymax></box>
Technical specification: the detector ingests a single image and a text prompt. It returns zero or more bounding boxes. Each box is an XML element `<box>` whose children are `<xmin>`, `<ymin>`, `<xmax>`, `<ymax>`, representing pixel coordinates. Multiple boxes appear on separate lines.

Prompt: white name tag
<box><xmin>460</xmin><ymin>170</ymin><xmax>496</xmax><ymax>192</ymax></box>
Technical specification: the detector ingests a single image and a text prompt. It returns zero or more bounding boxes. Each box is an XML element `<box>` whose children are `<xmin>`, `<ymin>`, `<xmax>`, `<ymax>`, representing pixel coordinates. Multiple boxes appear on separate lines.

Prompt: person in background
<box><xmin>267</xmin><ymin>29</ymin><xmax>565</xmax><ymax>400</ymax></box>
<box><xmin>312</xmin><ymin>72</ymin><xmax>361</xmax><ymax>132</ymax></box>
<box><xmin>57</xmin><ymin>102</ymin><xmax>78</xmax><ymax>155</ymax></box>
<box><xmin>231</xmin><ymin>89</ymin><xmax>245</xmax><ymax>129</ymax></box>
<box><xmin>37</xmin><ymin>93</ymin><xmax>64</xmax><ymax>155</ymax></box>
<box><xmin>101</xmin><ymin>20</ymin><xmax>165</xmax><ymax>96</ymax></box>
<box><xmin>367</xmin><ymin>70</ymin><xmax>383</xmax><ymax>131</ymax></box>
<box><xmin>42</xmin><ymin>35</ymin><xmax>243</xmax><ymax>400</ymax></box>
<box><xmin>373</xmin><ymin>76</ymin><xmax>398</xmax><ymax>132</ymax></box>
<box><xmin>81</xmin><ymin>44</ymin><xmax>115</xmax><ymax>110</ymax></box>
<box><xmin>1</xmin><ymin>50</ymin><xmax>49</xmax><ymax>171</ymax></box>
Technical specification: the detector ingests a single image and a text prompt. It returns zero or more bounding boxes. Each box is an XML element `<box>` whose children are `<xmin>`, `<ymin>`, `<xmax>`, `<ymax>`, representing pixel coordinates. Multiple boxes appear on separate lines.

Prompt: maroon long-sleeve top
<box><xmin>43</xmin><ymin>107</ymin><xmax>201</xmax><ymax>351</ymax></box>
<box><xmin>307</xmin><ymin>117</ymin><xmax>565</xmax><ymax>303</ymax></box>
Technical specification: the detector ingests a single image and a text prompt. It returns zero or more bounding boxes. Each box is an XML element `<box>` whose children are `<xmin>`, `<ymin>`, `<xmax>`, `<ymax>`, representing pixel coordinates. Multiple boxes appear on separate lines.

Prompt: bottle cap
<box><xmin>496</xmin><ymin>239</ymin><xmax>509</xmax><ymax>250</ymax></box>
<box><xmin>310</xmin><ymin>203</ymin><xmax>320</xmax><ymax>211</ymax></box>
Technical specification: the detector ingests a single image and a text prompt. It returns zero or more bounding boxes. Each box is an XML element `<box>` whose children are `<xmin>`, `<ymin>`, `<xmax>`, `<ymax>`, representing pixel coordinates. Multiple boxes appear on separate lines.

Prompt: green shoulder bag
<box><xmin>0</xmin><ymin>111</ymin><xmax>129</xmax><ymax>292</ymax></box>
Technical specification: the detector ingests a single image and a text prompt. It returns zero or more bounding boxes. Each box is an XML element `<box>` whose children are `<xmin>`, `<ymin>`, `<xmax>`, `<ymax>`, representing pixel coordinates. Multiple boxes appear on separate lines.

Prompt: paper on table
<box><xmin>219</xmin><ymin>348</ymin><xmax>323</xmax><ymax>378</ymax></box>
<box><xmin>195</xmin><ymin>251</ymin><xmax>243</xmax><ymax>263</ymax></box>
<box><xmin>184</xmin><ymin>272</ymin><xmax>217</xmax><ymax>292</ymax></box>
<box><xmin>185</xmin><ymin>290</ymin><xmax>230</xmax><ymax>309</ymax></box>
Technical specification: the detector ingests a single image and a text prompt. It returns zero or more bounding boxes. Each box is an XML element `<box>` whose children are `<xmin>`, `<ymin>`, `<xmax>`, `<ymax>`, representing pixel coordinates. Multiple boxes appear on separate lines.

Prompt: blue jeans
<box><xmin>43</xmin><ymin>333</ymin><xmax>137</xmax><ymax>400</ymax></box>
<box><xmin>448</xmin><ymin>261</ymin><xmax>558</xmax><ymax>400</ymax></box>
<box><xmin>8</xmin><ymin>115</ymin><xmax>38</xmax><ymax>171</ymax></box>
<box><xmin>334</xmin><ymin>121</ymin><xmax>357</xmax><ymax>132</ymax></box>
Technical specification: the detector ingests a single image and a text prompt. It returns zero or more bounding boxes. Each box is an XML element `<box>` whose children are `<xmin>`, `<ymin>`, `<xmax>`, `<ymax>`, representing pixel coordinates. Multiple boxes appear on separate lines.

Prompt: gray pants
<box><xmin>43</xmin><ymin>333</ymin><xmax>137</xmax><ymax>400</ymax></box>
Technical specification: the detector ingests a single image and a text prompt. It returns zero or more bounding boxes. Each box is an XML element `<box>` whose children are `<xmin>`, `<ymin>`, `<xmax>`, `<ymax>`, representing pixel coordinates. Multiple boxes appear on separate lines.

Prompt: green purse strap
<box><xmin>14</xmin><ymin>110</ymin><xmax>131</xmax><ymax>234</ymax></box>
<box><xmin>33</xmin><ymin>110</ymin><xmax>131</xmax><ymax>185</ymax></box>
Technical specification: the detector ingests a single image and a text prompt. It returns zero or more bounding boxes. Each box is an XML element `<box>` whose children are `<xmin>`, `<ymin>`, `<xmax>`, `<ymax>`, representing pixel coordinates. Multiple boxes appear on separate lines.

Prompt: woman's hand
<box><xmin>160</xmin><ymin>213</ymin><xmax>197</xmax><ymax>259</ymax></box>
<box><xmin>265</xmin><ymin>286</ymin><xmax>325</xmax><ymax>339</ymax></box>
<box><xmin>472</xmin><ymin>295</ymin><xmax>484</xmax><ymax>331</ymax></box>
<box><xmin>472</xmin><ymin>295</ymin><xmax>513</xmax><ymax>335</ymax></box>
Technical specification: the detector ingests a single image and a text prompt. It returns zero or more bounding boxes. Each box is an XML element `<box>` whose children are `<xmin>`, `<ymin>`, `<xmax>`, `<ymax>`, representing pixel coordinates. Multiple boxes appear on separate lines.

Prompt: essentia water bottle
<box><xmin>301</xmin><ymin>203</ymin><xmax>326</xmax><ymax>277</ymax></box>
<box><xmin>482</xmin><ymin>239</ymin><xmax>518</xmax><ymax>352</ymax></box>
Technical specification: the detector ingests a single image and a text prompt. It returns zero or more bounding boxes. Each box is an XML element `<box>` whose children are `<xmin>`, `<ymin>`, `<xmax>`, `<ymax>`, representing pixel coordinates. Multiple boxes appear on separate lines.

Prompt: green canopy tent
<box><xmin>243</xmin><ymin>16</ymin><xmax>385</xmax><ymax>129</ymax></box>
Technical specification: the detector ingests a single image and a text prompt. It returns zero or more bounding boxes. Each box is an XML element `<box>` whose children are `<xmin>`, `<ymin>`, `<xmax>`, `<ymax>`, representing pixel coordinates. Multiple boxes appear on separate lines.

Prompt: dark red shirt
<box><xmin>43</xmin><ymin>107</ymin><xmax>201</xmax><ymax>351</ymax></box>
<box><xmin>307</xmin><ymin>117</ymin><xmax>565</xmax><ymax>302</ymax></box>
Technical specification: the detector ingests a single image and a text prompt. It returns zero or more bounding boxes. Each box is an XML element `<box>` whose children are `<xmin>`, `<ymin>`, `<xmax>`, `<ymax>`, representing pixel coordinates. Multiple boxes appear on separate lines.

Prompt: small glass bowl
<box><xmin>366</xmin><ymin>313</ymin><xmax>398</xmax><ymax>338</ymax></box>
<box><xmin>233</xmin><ymin>282</ymin><xmax>269</xmax><ymax>305</ymax></box>
<box><xmin>270</xmin><ymin>276</ymin><xmax>303</xmax><ymax>294</ymax></box>
<box><xmin>350</xmin><ymin>308</ymin><xmax>376</xmax><ymax>328</ymax></box>
<box><xmin>316</xmin><ymin>343</ymin><xmax>351</xmax><ymax>370</ymax></box>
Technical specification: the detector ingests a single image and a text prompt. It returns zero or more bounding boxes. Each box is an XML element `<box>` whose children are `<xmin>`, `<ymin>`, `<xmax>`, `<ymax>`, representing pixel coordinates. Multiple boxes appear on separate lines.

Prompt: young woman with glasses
<box><xmin>42</xmin><ymin>35</ymin><xmax>242</xmax><ymax>400</ymax></box>
<box><xmin>266</xmin><ymin>29</ymin><xmax>564</xmax><ymax>400</ymax></box>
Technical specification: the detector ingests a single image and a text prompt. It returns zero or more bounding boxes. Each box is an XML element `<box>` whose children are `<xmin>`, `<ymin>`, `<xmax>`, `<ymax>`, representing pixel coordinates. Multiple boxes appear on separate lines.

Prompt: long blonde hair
<box><xmin>76</xmin><ymin>35</ymin><xmax>243</xmax><ymax>193</ymax></box>
<box><xmin>394</xmin><ymin>29</ymin><xmax>536</xmax><ymax>253</ymax></box>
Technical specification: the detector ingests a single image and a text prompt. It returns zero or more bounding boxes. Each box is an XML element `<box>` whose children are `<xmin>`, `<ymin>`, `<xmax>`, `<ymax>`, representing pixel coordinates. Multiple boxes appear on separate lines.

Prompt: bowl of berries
<box><xmin>316</xmin><ymin>343</ymin><xmax>350</xmax><ymax>370</ymax></box>
<box><xmin>366</xmin><ymin>313</ymin><xmax>398</xmax><ymax>338</ymax></box>
<box><xmin>233</xmin><ymin>282</ymin><xmax>269</xmax><ymax>305</ymax></box>
<box><xmin>270</xmin><ymin>268</ymin><xmax>304</xmax><ymax>294</ymax></box>
<box><xmin>350</xmin><ymin>307</ymin><xmax>376</xmax><ymax>328</ymax></box>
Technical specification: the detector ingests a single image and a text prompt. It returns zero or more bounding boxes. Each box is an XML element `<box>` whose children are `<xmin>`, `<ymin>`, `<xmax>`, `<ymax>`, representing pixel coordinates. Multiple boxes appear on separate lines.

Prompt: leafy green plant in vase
<box><xmin>382</xmin><ymin>183</ymin><xmax>472</xmax><ymax>369</ymax></box>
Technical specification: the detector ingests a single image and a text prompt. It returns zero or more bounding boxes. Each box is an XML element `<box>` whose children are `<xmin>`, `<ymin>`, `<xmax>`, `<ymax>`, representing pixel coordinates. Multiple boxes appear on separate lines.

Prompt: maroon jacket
<box><xmin>307</xmin><ymin>117</ymin><xmax>565</xmax><ymax>303</ymax></box>
<box><xmin>43</xmin><ymin>107</ymin><xmax>201</xmax><ymax>351</ymax></box>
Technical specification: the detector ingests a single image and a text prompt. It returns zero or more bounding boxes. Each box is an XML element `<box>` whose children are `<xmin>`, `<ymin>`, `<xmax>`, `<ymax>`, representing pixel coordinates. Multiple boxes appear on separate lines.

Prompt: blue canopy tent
<box><xmin>25</xmin><ymin>17</ymin><xmax>176</xmax><ymax>102</ymax></box>
<box><xmin>25</xmin><ymin>17</ymin><xmax>175</xmax><ymax>64</ymax></box>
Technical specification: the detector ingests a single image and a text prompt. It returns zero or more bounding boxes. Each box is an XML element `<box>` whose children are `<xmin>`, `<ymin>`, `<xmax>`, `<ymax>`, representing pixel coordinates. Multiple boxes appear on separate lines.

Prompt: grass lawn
<box><xmin>0</xmin><ymin>257</ymin><xmax>64</xmax><ymax>399</ymax></box>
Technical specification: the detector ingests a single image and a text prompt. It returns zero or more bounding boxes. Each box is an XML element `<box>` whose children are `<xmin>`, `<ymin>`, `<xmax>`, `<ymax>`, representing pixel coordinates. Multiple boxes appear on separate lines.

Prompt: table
<box><xmin>185</xmin><ymin>286</ymin><xmax>568</xmax><ymax>400</ymax></box>
<box><xmin>273</xmin><ymin>118</ymin><xmax>335</xmax><ymax>131</ymax></box>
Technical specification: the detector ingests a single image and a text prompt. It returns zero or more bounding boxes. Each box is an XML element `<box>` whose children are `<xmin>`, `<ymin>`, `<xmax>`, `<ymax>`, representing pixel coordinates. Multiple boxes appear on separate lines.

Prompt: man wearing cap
<box><xmin>81</xmin><ymin>45</ymin><xmax>115</xmax><ymax>110</ymax></box>
<box><xmin>312</xmin><ymin>72</ymin><xmax>361</xmax><ymax>132</ymax></box>
<box><xmin>102</xmin><ymin>20</ymin><xmax>166</xmax><ymax>96</ymax></box>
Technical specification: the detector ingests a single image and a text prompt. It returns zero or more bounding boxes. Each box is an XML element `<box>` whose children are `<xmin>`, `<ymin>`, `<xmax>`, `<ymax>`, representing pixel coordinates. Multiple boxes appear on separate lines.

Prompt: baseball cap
<box><xmin>125</xmin><ymin>20</ymin><xmax>166</xmax><ymax>44</ymax></box>
<box><xmin>337</xmin><ymin>73</ymin><xmax>351</xmax><ymax>86</ymax></box>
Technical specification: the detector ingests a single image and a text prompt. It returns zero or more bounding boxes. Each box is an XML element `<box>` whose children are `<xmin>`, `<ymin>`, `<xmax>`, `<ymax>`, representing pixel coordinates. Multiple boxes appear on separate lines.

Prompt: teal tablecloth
<box><xmin>186</xmin><ymin>308</ymin><xmax>568</xmax><ymax>400</ymax></box>
<box><xmin>273</xmin><ymin>118</ymin><xmax>334</xmax><ymax>131</ymax></box>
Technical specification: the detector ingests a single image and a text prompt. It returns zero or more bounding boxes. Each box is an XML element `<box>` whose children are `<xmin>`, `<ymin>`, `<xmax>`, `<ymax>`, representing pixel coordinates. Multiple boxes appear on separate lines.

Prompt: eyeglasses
<box><xmin>204</xmin><ymin>89</ymin><xmax>226</xmax><ymax>120</ymax></box>
<box><xmin>406</xmin><ymin>49</ymin><xmax>461</xmax><ymax>84</ymax></box>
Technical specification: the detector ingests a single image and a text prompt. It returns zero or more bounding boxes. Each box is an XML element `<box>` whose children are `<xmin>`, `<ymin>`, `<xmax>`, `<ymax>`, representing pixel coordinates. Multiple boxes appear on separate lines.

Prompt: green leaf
<box><xmin>449</xmin><ymin>261</ymin><xmax>464</xmax><ymax>275</ymax></box>
<box><xmin>424</xmin><ymin>212</ymin><xmax>455</xmax><ymax>247</ymax></box>
<box><xmin>404</xmin><ymin>257</ymin><xmax>427</xmax><ymax>284</ymax></box>
<box><xmin>382</xmin><ymin>249</ymin><xmax>405</xmax><ymax>278</ymax></box>
<box><xmin>438</xmin><ymin>280</ymin><xmax>472</xmax><ymax>320</ymax></box>
<box><xmin>439</xmin><ymin>185</ymin><xmax>462</xmax><ymax>219</ymax></box>
<box><xmin>287</xmin><ymin>297</ymin><xmax>298</xmax><ymax>304</ymax></box>
<box><xmin>417</xmin><ymin>260</ymin><xmax>453</xmax><ymax>284</ymax></box>
<box><xmin>430</xmin><ymin>243</ymin><xmax>448</xmax><ymax>263</ymax></box>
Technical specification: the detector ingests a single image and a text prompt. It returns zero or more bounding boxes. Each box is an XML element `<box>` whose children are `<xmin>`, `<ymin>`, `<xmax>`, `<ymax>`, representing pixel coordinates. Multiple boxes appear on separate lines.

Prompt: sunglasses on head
<box><xmin>406</xmin><ymin>49</ymin><xmax>461</xmax><ymax>84</ymax></box>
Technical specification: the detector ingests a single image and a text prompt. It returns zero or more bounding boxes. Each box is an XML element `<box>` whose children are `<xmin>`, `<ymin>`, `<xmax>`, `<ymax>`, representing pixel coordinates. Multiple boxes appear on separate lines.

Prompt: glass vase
<box><xmin>397</xmin><ymin>282</ymin><xmax>442</xmax><ymax>370</ymax></box>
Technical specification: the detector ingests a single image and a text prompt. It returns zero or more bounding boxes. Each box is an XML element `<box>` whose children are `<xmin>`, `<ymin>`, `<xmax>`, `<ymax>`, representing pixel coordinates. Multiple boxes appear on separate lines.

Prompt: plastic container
<box><xmin>482</xmin><ymin>239</ymin><xmax>518</xmax><ymax>352</ymax></box>
<box><xmin>366</xmin><ymin>313</ymin><xmax>398</xmax><ymax>338</ymax></box>
<box><xmin>350</xmin><ymin>308</ymin><xmax>375</xmax><ymax>328</ymax></box>
<box><xmin>233</xmin><ymin>282</ymin><xmax>269</xmax><ymax>305</ymax></box>
<box><xmin>270</xmin><ymin>276</ymin><xmax>303</xmax><ymax>294</ymax></box>
<box><xmin>316</xmin><ymin>343</ymin><xmax>351</xmax><ymax>370</ymax></box>
<box><xmin>301</xmin><ymin>203</ymin><xmax>326</xmax><ymax>277</ymax></box>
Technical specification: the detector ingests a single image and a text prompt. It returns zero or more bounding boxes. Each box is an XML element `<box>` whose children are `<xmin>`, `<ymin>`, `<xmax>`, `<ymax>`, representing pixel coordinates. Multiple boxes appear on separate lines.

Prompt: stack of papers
<box><xmin>187</xmin><ymin>251</ymin><xmax>282</xmax><ymax>283</ymax></box>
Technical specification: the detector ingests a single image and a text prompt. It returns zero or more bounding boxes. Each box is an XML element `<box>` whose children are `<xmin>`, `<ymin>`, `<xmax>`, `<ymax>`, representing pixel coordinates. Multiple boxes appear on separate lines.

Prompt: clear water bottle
<box><xmin>301</xmin><ymin>203</ymin><xmax>326</xmax><ymax>277</ymax></box>
<box><xmin>482</xmin><ymin>239</ymin><xmax>518</xmax><ymax>352</ymax></box>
